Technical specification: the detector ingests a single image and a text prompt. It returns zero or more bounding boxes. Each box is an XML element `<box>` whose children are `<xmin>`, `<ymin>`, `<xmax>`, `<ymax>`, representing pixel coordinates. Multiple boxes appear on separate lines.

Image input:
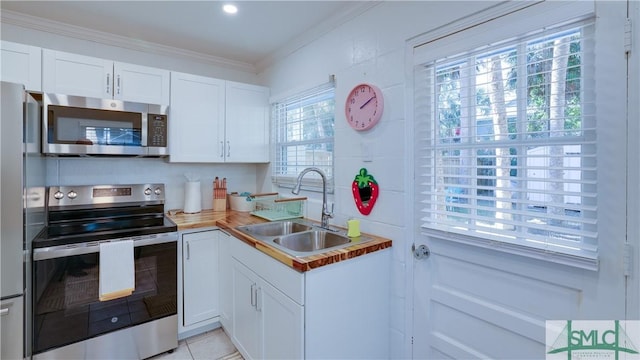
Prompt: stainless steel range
<box><xmin>32</xmin><ymin>184</ymin><xmax>178</xmax><ymax>360</ymax></box>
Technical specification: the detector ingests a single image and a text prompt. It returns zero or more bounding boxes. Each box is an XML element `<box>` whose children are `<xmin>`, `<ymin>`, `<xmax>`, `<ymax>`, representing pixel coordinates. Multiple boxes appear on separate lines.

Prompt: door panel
<box><xmin>232</xmin><ymin>260</ymin><xmax>260</xmax><ymax>360</ymax></box>
<box><xmin>182</xmin><ymin>231</ymin><xmax>219</xmax><ymax>326</ymax></box>
<box><xmin>260</xmin><ymin>279</ymin><xmax>303</xmax><ymax>360</ymax></box>
<box><xmin>412</xmin><ymin>2</ymin><xmax>628</xmax><ymax>359</ymax></box>
<box><xmin>413</xmin><ymin>236</ymin><xmax>625</xmax><ymax>358</ymax></box>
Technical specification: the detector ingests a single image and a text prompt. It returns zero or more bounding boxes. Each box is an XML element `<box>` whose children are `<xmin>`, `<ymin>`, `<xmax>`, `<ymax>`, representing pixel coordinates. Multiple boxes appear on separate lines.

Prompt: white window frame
<box><xmin>271</xmin><ymin>81</ymin><xmax>335</xmax><ymax>192</ymax></box>
<box><xmin>411</xmin><ymin>1</ymin><xmax>600</xmax><ymax>270</ymax></box>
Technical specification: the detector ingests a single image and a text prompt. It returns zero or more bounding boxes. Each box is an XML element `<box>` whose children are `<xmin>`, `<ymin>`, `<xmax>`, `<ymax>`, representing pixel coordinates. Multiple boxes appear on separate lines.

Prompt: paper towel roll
<box><xmin>184</xmin><ymin>181</ymin><xmax>202</xmax><ymax>213</ymax></box>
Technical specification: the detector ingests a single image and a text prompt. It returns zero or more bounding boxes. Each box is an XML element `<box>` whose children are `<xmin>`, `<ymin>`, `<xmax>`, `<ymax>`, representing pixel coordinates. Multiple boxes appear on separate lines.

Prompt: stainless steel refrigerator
<box><xmin>1</xmin><ymin>81</ymin><xmax>46</xmax><ymax>360</ymax></box>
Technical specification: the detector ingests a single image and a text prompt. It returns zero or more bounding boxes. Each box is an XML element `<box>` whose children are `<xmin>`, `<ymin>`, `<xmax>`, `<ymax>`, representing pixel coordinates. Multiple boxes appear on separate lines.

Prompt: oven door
<box><xmin>32</xmin><ymin>237</ymin><xmax>177</xmax><ymax>355</ymax></box>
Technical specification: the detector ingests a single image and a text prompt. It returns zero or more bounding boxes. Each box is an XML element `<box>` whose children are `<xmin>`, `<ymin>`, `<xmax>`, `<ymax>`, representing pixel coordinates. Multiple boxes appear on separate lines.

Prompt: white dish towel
<box><xmin>99</xmin><ymin>240</ymin><xmax>135</xmax><ymax>301</ymax></box>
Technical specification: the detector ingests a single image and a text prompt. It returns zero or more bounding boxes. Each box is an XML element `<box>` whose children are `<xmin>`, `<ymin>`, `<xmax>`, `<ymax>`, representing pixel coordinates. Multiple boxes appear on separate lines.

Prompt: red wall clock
<box><xmin>345</xmin><ymin>83</ymin><xmax>384</xmax><ymax>131</ymax></box>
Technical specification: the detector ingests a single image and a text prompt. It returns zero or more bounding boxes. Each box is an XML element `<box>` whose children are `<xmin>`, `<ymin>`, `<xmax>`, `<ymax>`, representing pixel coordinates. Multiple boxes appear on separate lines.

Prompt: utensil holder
<box><xmin>213</xmin><ymin>188</ymin><xmax>227</xmax><ymax>212</ymax></box>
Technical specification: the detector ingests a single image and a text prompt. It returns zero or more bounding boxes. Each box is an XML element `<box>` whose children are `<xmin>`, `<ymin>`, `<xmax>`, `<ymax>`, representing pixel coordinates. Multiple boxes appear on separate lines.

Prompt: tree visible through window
<box><xmin>416</xmin><ymin>21</ymin><xmax>597</xmax><ymax>258</ymax></box>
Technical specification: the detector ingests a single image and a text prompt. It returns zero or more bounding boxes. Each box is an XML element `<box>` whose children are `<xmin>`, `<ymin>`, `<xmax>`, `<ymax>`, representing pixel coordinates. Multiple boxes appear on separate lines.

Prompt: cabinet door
<box><xmin>232</xmin><ymin>260</ymin><xmax>261</xmax><ymax>360</ymax></box>
<box><xmin>42</xmin><ymin>49</ymin><xmax>112</xmax><ymax>98</ymax></box>
<box><xmin>1</xmin><ymin>296</ymin><xmax>24</xmax><ymax>360</ymax></box>
<box><xmin>182</xmin><ymin>231</ymin><xmax>219</xmax><ymax>327</ymax></box>
<box><xmin>113</xmin><ymin>62</ymin><xmax>170</xmax><ymax>105</ymax></box>
<box><xmin>225</xmin><ymin>81</ymin><xmax>270</xmax><ymax>163</ymax></box>
<box><xmin>259</xmin><ymin>279</ymin><xmax>304</xmax><ymax>360</ymax></box>
<box><xmin>218</xmin><ymin>231</ymin><xmax>233</xmax><ymax>331</ymax></box>
<box><xmin>1</xmin><ymin>41</ymin><xmax>41</xmax><ymax>91</ymax></box>
<box><xmin>169</xmin><ymin>72</ymin><xmax>225</xmax><ymax>163</ymax></box>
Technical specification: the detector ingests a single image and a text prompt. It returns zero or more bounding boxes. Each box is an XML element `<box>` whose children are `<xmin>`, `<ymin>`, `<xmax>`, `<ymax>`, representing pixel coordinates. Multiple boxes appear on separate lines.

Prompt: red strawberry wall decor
<box><xmin>352</xmin><ymin>168</ymin><xmax>379</xmax><ymax>215</ymax></box>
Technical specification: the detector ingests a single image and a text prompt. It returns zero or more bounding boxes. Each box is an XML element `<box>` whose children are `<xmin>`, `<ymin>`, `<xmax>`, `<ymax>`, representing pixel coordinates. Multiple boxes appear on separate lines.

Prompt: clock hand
<box><xmin>359</xmin><ymin>96</ymin><xmax>375</xmax><ymax>109</ymax></box>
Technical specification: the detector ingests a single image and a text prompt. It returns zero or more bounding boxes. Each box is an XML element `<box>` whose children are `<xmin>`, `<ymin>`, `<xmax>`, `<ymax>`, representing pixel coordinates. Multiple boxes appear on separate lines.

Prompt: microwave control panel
<box><xmin>148</xmin><ymin>114</ymin><xmax>168</xmax><ymax>147</ymax></box>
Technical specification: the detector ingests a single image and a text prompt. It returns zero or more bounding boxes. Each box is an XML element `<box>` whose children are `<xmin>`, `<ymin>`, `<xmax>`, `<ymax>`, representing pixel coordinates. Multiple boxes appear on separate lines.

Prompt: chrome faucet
<box><xmin>292</xmin><ymin>167</ymin><xmax>333</xmax><ymax>229</ymax></box>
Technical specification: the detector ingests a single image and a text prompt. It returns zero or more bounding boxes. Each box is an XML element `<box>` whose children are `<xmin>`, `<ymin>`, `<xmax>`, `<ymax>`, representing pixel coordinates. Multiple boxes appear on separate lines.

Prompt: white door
<box><xmin>411</xmin><ymin>2</ymin><xmax>629</xmax><ymax>359</ymax></box>
<box><xmin>182</xmin><ymin>231</ymin><xmax>219</xmax><ymax>326</ymax></box>
<box><xmin>113</xmin><ymin>62</ymin><xmax>170</xmax><ymax>105</ymax></box>
<box><xmin>1</xmin><ymin>41</ymin><xmax>41</xmax><ymax>91</ymax></box>
<box><xmin>259</xmin><ymin>278</ymin><xmax>304</xmax><ymax>360</ymax></box>
<box><xmin>169</xmin><ymin>72</ymin><xmax>225</xmax><ymax>163</ymax></box>
<box><xmin>225</xmin><ymin>81</ymin><xmax>270</xmax><ymax>163</ymax></box>
<box><xmin>232</xmin><ymin>259</ymin><xmax>261</xmax><ymax>360</ymax></box>
<box><xmin>42</xmin><ymin>49</ymin><xmax>112</xmax><ymax>98</ymax></box>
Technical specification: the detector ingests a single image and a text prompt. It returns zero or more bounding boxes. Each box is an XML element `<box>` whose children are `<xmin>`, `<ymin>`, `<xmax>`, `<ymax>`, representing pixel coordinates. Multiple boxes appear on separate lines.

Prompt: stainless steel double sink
<box><xmin>235</xmin><ymin>219</ymin><xmax>371</xmax><ymax>257</ymax></box>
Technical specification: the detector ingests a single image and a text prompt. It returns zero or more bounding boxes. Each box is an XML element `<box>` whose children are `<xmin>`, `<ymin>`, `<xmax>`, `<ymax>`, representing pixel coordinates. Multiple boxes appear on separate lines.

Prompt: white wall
<box><xmin>45</xmin><ymin>157</ymin><xmax>260</xmax><ymax>211</ymax></box>
<box><xmin>259</xmin><ymin>2</ymin><xmax>502</xmax><ymax>358</ymax></box>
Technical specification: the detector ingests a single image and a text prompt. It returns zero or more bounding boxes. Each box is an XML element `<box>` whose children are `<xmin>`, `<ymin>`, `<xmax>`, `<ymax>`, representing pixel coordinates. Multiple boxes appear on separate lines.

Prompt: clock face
<box><xmin>345</xmin><ymin>83</ymin><xmax>383</xmax><ymax>131</ymax></box>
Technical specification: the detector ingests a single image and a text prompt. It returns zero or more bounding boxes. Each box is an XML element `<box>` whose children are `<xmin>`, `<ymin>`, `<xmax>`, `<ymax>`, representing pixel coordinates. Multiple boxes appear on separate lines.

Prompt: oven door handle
<box><xmin>33</xmin><ymin>232</ymin><xmax>178</xmax><ymax>261</ymax></box>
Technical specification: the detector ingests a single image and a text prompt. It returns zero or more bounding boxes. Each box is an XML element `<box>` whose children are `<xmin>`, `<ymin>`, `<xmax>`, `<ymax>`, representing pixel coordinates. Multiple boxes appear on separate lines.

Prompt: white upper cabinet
<box><xmin>169</xmin><ymin>72</ymin><xmax>226</xmax><ymax>163</ymax></box>
<box><xmin>112</xmin><ymin>62</ymin><xmax>170</xmax><ymax>104</ymax></box>
<box><xmin>224</xmin><ymin>81</ymin><xmax>270</xmax><ymax>163</ymax></box>
<box><xmin>169</xmin><ymin>73</ymin><xmax>269</xmax><ymax>163</ymax></box>
<box><xmin>1</xmin><ymin>41</ymin><xmax>42</xmax><ymax>91</ymax></box>
<box><xmin>42</xmin><ymin>49</ymin><xmax>110</xmax><ymax>99</ymax></box>
<box><xmin>42</xmin><ymin>49</ymin><xmax>169</xmax><ymax>104</ymax></box>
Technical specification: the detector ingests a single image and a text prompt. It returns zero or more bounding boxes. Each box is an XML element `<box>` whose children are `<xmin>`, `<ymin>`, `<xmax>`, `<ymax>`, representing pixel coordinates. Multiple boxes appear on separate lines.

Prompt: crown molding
<box><xmin>256</xmin><ymin>1</ymin><xmax>381</xmax><ymax>73</ymax></box>
<box><xmin>1</xmin><ymin>9</ymin><xmax>257</xmax><ymax>73</ymax></box>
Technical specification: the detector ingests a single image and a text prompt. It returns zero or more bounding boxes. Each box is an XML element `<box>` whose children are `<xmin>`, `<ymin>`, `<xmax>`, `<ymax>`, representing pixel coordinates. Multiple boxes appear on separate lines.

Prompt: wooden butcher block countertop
<box><xmin>168</xmin><ymin>210</ymin><xmax>393</xmax><ymax>272</ymax></box>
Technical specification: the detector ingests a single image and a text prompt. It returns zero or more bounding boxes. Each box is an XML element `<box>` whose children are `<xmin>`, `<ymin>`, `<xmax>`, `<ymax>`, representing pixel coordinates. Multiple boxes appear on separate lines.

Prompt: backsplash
<box><xmin>45</xmin><ymin>157</ymin><xmax>260</xmax><ymax>210</ymax></box>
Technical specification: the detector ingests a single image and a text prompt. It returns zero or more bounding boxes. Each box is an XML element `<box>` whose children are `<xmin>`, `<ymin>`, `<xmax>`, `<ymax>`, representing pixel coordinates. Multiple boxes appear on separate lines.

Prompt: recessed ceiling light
<box><xmin>223</xmin><ymin>4</ymin><xmax>238</xmax><ymax>15</ymax></box>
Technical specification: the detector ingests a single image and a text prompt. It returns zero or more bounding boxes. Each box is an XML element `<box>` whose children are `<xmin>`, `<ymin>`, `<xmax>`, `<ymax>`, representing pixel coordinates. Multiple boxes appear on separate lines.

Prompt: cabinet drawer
<box><xmin>230</xmin><ymin>237</ymin><xmax>304</xmax><ymax>305</ymax></box>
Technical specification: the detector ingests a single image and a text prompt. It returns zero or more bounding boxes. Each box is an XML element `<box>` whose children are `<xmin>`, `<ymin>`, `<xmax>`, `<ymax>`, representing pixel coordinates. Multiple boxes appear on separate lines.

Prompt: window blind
<box><xmin>271</xmin><ymin>82</ymin><xmax>335</xmax><ymax>191</ymax></box>
<box><xmin>414</xmin><ymin>19</ymin><xmax>599</xmax><ymax>268</ymax></box>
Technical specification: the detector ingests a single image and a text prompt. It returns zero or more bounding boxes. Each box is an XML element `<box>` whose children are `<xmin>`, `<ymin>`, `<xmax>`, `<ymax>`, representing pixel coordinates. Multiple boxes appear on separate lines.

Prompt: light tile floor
<box><xmin>149</xmin><ymin>328</ymin><xmax>239</xmax><ymax>360</ymax></box>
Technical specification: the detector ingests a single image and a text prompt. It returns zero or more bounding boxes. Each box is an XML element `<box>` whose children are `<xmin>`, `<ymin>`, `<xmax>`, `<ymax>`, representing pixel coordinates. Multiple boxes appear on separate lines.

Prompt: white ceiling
<box><xmin>1</xmin><ymin>1</ymin><xmax>373</xmax><ymax>70</ymax></box>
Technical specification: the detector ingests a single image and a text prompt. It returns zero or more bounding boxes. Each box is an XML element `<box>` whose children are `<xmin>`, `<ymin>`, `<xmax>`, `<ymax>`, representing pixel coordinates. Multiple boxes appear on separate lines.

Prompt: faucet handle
<box><xmin>328</xmin><ymin>203</ymin><xmax>335</xmax><ymax>217</ymax></box>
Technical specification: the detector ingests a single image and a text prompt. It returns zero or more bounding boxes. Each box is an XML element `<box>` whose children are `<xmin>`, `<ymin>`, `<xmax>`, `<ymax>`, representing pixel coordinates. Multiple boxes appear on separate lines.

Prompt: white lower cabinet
<box><xmin>179</xmin><ymin>229</ymin><xmax>220</xmax><ymax>336</ymax></box>
<box><xmin>232</xmin><ymin>259</ymin><xmax>304</xmax><ymax>360</ymax></box>
<box><xmin>228</xmin><ymin>234</ymin><xmax>390</xmax><ymax>360</ymax></box>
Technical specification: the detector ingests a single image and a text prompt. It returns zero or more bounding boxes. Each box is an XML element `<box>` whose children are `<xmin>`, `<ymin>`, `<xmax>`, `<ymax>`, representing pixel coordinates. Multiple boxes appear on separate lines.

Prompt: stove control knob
<box><xmin>154</xmin><ymin>188</ymin><xmax>162</xmax><ymax>195</ymax></box>
<box><xmin>53</xmin><ymin>191</ymin><xmax>64</xmax><ymax>200</ymax></box>
<box><xmin>67</xmin><ymin>190</ymin><xmax>77</xmax><ymax>199</ymax></box>
<box><xmin>144</xmin><ymin>188</ymin><xmax>152</xmax><ymax>196</ymax></box>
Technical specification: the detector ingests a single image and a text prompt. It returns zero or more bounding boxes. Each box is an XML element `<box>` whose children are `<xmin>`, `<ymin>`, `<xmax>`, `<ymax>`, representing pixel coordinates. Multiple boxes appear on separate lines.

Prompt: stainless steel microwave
<box><xmin>42</xmin><ymin>93</ymin><xmax>168</xmax><ymax>156</ymax></box>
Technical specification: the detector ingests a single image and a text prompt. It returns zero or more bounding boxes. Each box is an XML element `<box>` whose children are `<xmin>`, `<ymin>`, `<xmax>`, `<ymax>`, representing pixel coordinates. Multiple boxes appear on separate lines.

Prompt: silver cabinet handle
<box><xmin>220</xmin><ymin>141</ymin><xmax>225</xmax><ymax>158</ymax></box>
<box><xmin>227</xmin><ymin>141</ymin><xmax>231</xmax><ymax>158</ymax></box>
<box><xmin>106</xmin><ymin>73</ymin><xmax>111</xmax><ymax>94</ymax></box>
<box><xmin>116</xmin><ymin>74</ymin><xmax>121</xmax><ymax>95</ymax></box>
<box><xmin>250</xmin><ymin>283</ymin><xmax>257</xmax><ymax>307</ymax></box>
<box><xmin>186</xmin><ymin>241</ymin><xmax>190</xmax><ymax>260</ymax></box>
<box><xmin>256</xmin><ymin>287</ymin><xmax>262</xmax><ymax>312</ymax></box>
<box><xmin>0</xmin><ymin>308</ymin><xmax>9</xmax><ymax>316</ymax></box>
